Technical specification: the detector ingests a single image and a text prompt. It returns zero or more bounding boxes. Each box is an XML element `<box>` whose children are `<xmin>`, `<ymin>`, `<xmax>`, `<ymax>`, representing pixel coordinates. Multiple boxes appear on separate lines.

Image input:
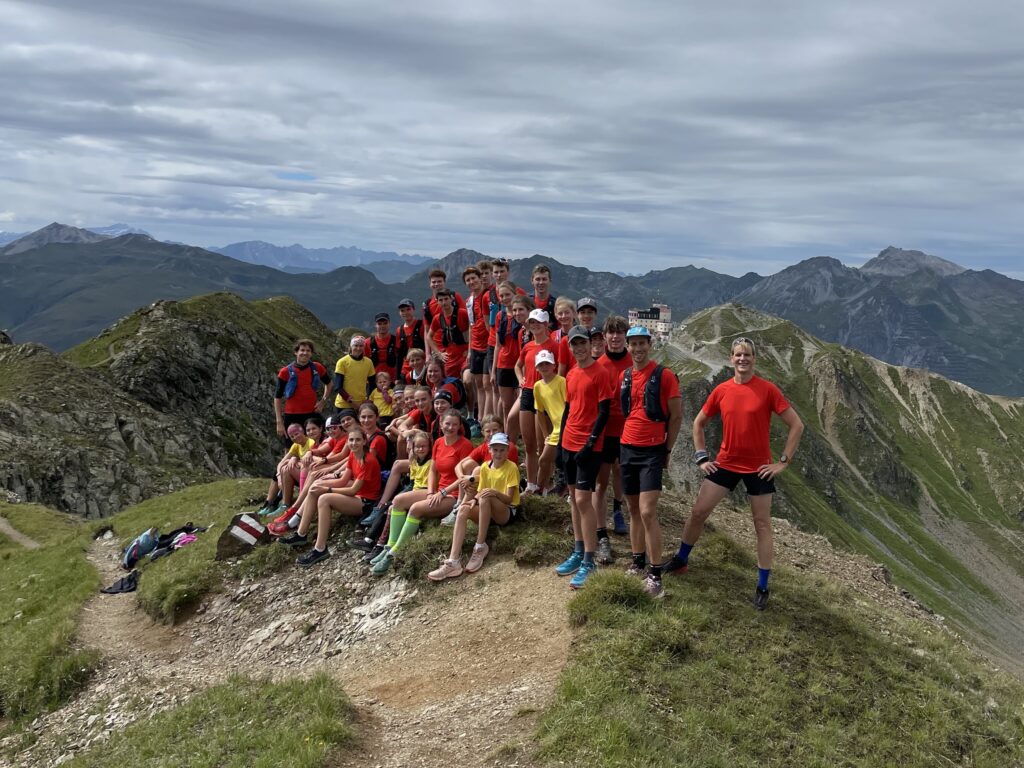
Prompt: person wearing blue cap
<box><xmin>619</xmin><ymin>325</ymin><xmax>683</xmax><ymax>599</ymax></box>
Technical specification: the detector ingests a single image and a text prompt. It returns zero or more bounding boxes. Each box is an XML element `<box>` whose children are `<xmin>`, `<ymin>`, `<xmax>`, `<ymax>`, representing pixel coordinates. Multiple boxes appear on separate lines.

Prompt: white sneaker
<box><xmin>440</xmin><ymin>506</ymin><xmax>459</xmax><ymax>526</ymax></box>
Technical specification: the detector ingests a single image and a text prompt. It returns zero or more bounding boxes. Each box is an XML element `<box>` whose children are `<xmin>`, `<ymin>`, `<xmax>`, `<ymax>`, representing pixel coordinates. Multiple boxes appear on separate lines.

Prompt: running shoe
<box><xmin>267</xmin><ymin>520</ymin><xmax>294</xmax><ymax>537</ymax></box>
<box><xmin>370</xmin><ymin>547</ymin><xmax>392</xmax><ymax>566</ymax></box>
<box><xmin>359</xmin><ymin>505</ymin><xmax>387</xmax><ymax>528</ymax></box>
<box><xmin>596</xmin><ymin>537</ymin><xmax>613</xmax><ymax>565</ymax></box>
<box><xmin>753</xmin><ymin>586</ymin><xmax>770</xmax><ymax>611</ymax></box>
<box><xmin>427</xmin><ymin>558</ymin><xmax>464</xmax><ymax>581</ymax></box>
<box><xmin>297</xmin><ymin>546</ymin><xmax>330</xmax><ymax>567</ymax></box>
<box><xmin>643</xmin><ymin>574</ymin><xmax>665</xmax><ymax>599</ymax></box>
<box><xmin>662</xmin><ymin>555</ymin><xmax>689</xmax><ymax>576</ymax></box>
<box><xmin>554</xmin><ymin>550</ymin><xmax>584</xmax><ymax>576</ymax></box>
<box><xmin>370</xmin><ymin>552</ymin><xmax>394</xmax><ymax>576</ymax></box>
<box><xmin>464</xmin><ymin>542</ymin><xmax>489</xmax><ymax>573</ymax></box>
<box><xmin>348</xmin><ymin>536</ymin><xmax>374</xmax><ymax>552</ymax></box>
<box><xmin>362</xmin><ymin>544</ymin><xmax>385</xmax><ymax>563</ymax></box>
<box><xmin>277</xmin><ymin>532</ymin><xmax>308</xmax><ymax>547</ymax></box>
<box><xmin>624</xmin><ymin>561</ymin><xmax>646</xmax><ymax>577</ymax></box>
<box><xmin>569</xmin><ymin>561</ymin><xmax>596</xmax><ymax>589</ymax></box>
<box><xmin>612</xmin><ymin>509</ymin><xmax>629</xmax><ymax>535</ymax></box>
<box><xmin>440</xmin><ymin>506</ymin><xmax>459</xmax><ymax>527</ymax></box>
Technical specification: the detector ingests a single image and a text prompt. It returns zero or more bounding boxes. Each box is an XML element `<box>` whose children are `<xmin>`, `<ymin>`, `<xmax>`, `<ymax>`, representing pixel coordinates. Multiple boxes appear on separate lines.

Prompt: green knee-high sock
<box><xmin>390</xmin><ymin>515</ymin><xmax>422</xmax><ymax>554</ymax></box>
<box><xmin>387</xmin><ymin>510</ymin><xmax>407</xmax><ymax>548</ymax></box>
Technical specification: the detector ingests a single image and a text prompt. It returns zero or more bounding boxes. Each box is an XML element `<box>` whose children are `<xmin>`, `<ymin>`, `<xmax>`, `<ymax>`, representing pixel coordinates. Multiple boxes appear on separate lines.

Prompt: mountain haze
<box><xmin>210</xmin><ymin>239</ymin><xmax>432</xmax><ymax>280</ymax></box>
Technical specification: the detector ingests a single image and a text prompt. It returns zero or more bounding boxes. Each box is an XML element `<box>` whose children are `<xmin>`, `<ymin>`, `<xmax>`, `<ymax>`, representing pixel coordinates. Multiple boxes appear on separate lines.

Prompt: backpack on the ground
<box><xmin>121</xmin><ymin>528</ymin><xmax>158</xmax><ymax>570</ymax></box>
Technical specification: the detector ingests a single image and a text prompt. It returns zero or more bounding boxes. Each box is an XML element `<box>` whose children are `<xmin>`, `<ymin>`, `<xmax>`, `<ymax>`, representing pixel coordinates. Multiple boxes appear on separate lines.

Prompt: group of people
<box><xmin>257</xmin><ymin>257</ymin><xmax>804</xmax><ymax>605</ymax></box>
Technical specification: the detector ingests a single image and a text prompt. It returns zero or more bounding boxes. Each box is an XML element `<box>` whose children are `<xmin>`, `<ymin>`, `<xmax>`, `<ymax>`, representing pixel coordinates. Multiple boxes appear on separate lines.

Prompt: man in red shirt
<box><xmin>396</xmin><ymin>298</ymin><xmax>426</xmax><ymax>378</ymax></box>
<box><xmin>274</xmin><ymin>339</ymin><xmax>332</xmax><ymax>437</ymax></box>
<box><xmin>618</xmin><ymin>326</ymin><xmax>683</xmax><ymax>599</ymax></box>
<box><xmin>555</xmin><ymin>325</ymin><xmax>616</xmax><ymax>590</ymax></box>
<box><xmin>422</xmin><ymin>268</ymin><xmax>466</xmax><ymax>327</ymax></box>
<box><xmin>368</xmin><ymin>312</ymin><xmax>399</xmax><ymax>380</ymax></box>
<box><xmin>663</xmin><ymin>336</ymin><xmax>804</xmax><ymax>610</ymax></box>
<box><xmin>531</xmin><ymin>263</ymin><xmax>558</xmax><ymax>331</ymax></box>
<box><xmin>558</xmin><ymin>297</ymin><xmax>598</xmax><ymax>376</ymax></box>
<box><xmin>429</xmin><ymin>289</ymin><xmax>470</xmax><ymax>378</ymax></box>
<box><xmin>595</xmin><ymin>315</ymin><xmax>633</xmax><ymax>552</ymax></box>
<box><xmin>463</xmin><ymin>265</ymin><xmax>489</xmax><ymax>423</ymax></box>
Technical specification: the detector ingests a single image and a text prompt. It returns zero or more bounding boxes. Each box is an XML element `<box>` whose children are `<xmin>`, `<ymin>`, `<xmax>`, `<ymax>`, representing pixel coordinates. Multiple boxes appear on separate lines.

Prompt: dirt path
<box><xmin>0</xmin><ymin>516</ymin><xmax>39</xmax><ymax>549</ymax></box>
<box><xmin>6</xmin><ymin>537</ymin><xmax>573</xmax><ymax>768</ymax></box>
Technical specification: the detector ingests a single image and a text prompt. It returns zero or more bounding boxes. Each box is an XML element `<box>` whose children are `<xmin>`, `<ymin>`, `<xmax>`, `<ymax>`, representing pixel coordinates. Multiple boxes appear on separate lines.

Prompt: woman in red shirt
<box><xmin>663</xmin><ymin>337</ymin><xmax>804</xmax><ymax>611</ymax></box>
<box><xmin>492</xmin><ymin>282</ymin><xmax>526</xmax><ymax>421</ymax></box>
<box><xmin>280</xmin><ymin>429</ymin><xmax>382</xmax><ymax>567</ymax></box>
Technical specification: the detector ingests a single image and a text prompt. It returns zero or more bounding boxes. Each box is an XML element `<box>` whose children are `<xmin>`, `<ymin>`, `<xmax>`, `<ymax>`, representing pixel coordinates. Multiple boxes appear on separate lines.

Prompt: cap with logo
<box><xmin>528</xmin><ymin>308</ymin><xmax>550</xmax><ymax>324</ymax></box>
<box><xmin>489</xmin><ymin>432</ymin><xmax>510</xmax><ymax>446</ymax></box>
<box><xmin>576</xmin><ymin>297</ymin><xmax>598</xmax><ymax>311</ymax></box>
<box><xmin>397</xmin><ymin>297</ymin><xmax>415</xmax><ymax>309</ymax></box>
<box><xmin>626</xmin><ymin>326</ymin><xmax>652</xmax><ymax>339</ymax></box>
<box><xmin>374</xmin><ymin>312</ymin><xmax>390</xmax><ymax>323</ymax></box>
<box><xmin>534</xmin><ymin>349</ymin><xmax>556</xmax><ymax>366</ymax></box>
<box><xmin>433</xmin><ymin>390</ymin><xmax>453</xmax><ymax>404</ymax></box>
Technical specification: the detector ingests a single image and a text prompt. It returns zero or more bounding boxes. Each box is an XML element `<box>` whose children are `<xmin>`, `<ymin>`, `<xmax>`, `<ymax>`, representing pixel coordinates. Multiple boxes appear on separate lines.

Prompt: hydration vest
<box><xmin>439</xmin><ymin>310</ymin><xmax>467</xmax><ymax>347</ymax></box>
<box><xmin>620</xmin><ymin>365</ymin><xmax>671</xmax><ymax>422</ymax></box>
<box><xmin>369</xmin><ymin>334</ymin><xmax>398</xmax><ymax>370</ymax></box>
<box><xmin>284</xmin><ymin>362</ymin><xmax>321</xmax><ymax>400</ymax></box>
<box><xmin>397</xmin><ymin>321</ymin><xmax>426</xmax><ymax>353</ymax></box>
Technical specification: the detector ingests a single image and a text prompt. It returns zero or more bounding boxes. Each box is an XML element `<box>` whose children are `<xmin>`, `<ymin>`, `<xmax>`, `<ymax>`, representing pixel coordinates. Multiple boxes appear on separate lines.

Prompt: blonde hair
<box><xmin>731</xmin><ymin>337</ymin><xmax>756</xmax><ymax>356</ymax></box>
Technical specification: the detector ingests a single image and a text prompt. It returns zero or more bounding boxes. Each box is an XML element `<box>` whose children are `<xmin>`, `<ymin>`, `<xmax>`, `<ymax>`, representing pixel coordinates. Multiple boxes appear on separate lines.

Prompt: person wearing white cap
<box><xmin>509</xmin><ymin>307</ymin><xmax>559</xmax><ymax>494</ymax></box>
<box><xmin>429</xmin><ymin>431</ymin><xmax>521</xmax><ymax>580</ymax></box>
<box><xmin>532</xmin><ymin>348</ymin><xmax>566</xmax><ymax>495</ymax></box>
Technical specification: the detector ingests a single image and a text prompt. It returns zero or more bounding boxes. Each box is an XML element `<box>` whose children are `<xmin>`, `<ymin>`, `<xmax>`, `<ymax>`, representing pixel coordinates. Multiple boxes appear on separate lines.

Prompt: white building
<box><xmin>628</xmin><ymin>303</ymin><xmax>672</xmax><ymax>339</ymax></box>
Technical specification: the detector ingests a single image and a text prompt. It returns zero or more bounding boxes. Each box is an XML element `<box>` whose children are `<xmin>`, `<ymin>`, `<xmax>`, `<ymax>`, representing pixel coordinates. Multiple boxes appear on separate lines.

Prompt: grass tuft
<box><xmin>567</xmin><ymin>571</ymin><xmax>653</xmax><ymax>628</ymax></box>
<box><xmin>65</xmin><ymin>673</ymin><xmax>354</xmax><ymax>768</ymax></box>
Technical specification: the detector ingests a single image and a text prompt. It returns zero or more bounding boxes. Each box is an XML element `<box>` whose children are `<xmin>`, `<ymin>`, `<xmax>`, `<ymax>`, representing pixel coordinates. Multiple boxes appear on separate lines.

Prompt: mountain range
<box><xmin>207</xmin><ymin>240</ymin><xmax>433</xmax><ymax>281</ymax></box>
<box><xmin>1</xmin><ymin>222</ymin><xmax>1023</xmax><ymax>396</ymax></box>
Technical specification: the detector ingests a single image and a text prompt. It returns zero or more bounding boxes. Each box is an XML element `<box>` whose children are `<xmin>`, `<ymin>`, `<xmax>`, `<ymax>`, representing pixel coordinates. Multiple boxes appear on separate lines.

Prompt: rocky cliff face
<box><xmin>0</xmin><ymin>344</ymin><xmax>231</xmax><ymax>517</ymax></box>
<box><xmin>0</xmin><ymin>293</ymin><xmax>343</xmax><ymax>518</ymax></box>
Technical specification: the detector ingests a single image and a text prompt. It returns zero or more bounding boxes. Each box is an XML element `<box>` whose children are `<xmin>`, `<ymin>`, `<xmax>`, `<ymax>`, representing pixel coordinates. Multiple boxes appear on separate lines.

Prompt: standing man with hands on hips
<box><xmin>663</xmin><ymin>336</ymin><xmax>804</xmax><ymax>610</ymax></box>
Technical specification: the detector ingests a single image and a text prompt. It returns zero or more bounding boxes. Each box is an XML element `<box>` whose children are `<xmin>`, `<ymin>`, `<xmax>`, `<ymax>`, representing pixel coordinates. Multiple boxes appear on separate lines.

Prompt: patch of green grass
<box><xmin>101</xmin><ymin>479</ymin><xmax>265</xmax><ymax>622</ymax></box>
<box><xmin>0</xmin><ymin>502</ymin><xmax>81</xmax><ymax>547</ymax></box>
<box><xmin>0</xmin><ymin>535</ymin><xmax>99</xmax><ymax>720</ymax></box>
<box><xmin>537</xmin><ymin>532</ymin><xmax>1024</xmax><ymax>767</ymax></box>
<box><xmin>236</xmin><ymin>541</ymin><xmax>294</xmax><ymax>580</ymax></box>
<box><xmin>66</xmin><ymin>674</ymin><xmax>354</xmax><ymax>768</ymax></box>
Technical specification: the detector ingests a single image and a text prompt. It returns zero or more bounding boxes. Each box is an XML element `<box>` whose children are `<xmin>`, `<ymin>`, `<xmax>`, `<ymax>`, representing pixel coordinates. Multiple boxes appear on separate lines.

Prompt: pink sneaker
<box><xmin>427</xmin><ymin>558</ymin><xmax>464</xmax><ymax>581</ymax></box>
<box><xmin>464</xmin><ymin>543</ymin><xmax>489</xmax><ymax>573</ymax></box>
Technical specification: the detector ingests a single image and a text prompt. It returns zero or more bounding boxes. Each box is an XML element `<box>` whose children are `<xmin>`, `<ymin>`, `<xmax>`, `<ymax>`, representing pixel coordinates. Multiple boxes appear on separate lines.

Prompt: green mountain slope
<box><xmin>666</xmin><ymin>304</ymin><xmax>1024</xmax><ymax>666</ymax></box>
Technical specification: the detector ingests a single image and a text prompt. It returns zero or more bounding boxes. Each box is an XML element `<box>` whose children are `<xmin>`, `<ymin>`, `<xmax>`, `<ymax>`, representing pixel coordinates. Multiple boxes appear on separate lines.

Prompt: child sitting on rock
<box><xmin>428</xmin><ymin>432</ymin><xmax>520</xmax><ymax>581</ymax></box>
<box><xmin>258</xmin><ymin>421</ymin><xmax>315</xmax><ymax>516</ymax></box>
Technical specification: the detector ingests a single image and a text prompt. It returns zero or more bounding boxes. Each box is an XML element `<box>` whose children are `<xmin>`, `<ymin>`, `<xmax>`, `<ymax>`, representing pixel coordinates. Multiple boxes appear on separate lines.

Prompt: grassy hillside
<box><xmin>665</xmin><ymin>304</ymin><xmax>1024</xmax><ymax>666</ymax></box>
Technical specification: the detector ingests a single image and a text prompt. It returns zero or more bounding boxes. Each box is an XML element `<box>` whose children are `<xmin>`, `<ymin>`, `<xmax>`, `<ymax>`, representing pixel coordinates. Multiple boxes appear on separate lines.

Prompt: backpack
<box><xmin>620</xmin><ymin>365</ymin><xmax>673</xmax><ymax>423</ymax></box>
<box><xmin>283</xmin><ymin>362</ymin><xmax>321</xmax><ymax>400</ymax></box>
<box><xmin>368</xmin><ymin>429</ymin><xmax>397</xmax><ymax>471</ymax></box>
<box><xmin>369</xmin><ymin>334</ymin><xmax>398</xmax><ymax>371</ymax></box>
<box><xmin>439</xmin><ymin>376</ymin><xmax>468</xmax><ymax>410</ymax></box>
<box><xmin>397</xmin><ymin>321</ymin><xmax>425</xmax><ymax>354</ymax></box>
<box><xmin>121</xmin><ymin>527</ymin><xmax>158</xmax><ymax>570</ymax></box>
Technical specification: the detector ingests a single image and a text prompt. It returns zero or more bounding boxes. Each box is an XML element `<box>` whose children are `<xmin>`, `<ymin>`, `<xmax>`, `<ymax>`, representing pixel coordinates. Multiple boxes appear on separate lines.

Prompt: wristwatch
<box><xmin>779</xmin><ymin>453</ymin><xmax>789</xmax><ymax>464</ymax></box>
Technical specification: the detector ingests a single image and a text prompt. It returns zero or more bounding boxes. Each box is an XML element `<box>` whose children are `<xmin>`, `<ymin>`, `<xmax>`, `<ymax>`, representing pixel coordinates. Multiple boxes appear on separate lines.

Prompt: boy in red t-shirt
<box><xmin>618</xmin><ymin>327</ymin><xmax>683</xmax><ymax>599</ymax></box>
<box><xmin>274</xmin><ymin>339</ymin><xmax>332</xmax><ymax>437</ymax></box>
<box><xmin>663</xmin><ymin>336</ymin><xmax>804</xmax><ymax>611</ymax></box>
<box><xmin>595</xmin><ymin>316</ymin><xmax>633</xmax><ymax>548</ymax></box>
<box><xmin>463</xmin><ymin>265</ymin><xmax>489</xmax><ymax>423</ymax></box>
<box><xmin>555</xmin><ymin>325</ymin><xmax>615</xmax><ymax>590</ymax></box>
<box><xmin>429</xmin><ymin>289</ymin><xmax>470</xmax><ymax>378</ymax></box>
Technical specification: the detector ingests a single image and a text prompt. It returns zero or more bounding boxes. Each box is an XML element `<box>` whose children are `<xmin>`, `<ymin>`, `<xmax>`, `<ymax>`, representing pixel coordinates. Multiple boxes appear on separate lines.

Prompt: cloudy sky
<box><xmin>2</xmin><ymin>1</ymin><xmax>1023</xmax><ymax>276</ymax></box>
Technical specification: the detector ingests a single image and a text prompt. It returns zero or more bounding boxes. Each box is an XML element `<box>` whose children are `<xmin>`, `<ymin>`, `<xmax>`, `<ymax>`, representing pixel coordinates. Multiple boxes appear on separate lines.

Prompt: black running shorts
<box><xmin>706</xmin><ymin>466</ymin><xmax>776</xmax><ymax>496</ymax></box>
<box><xmin>619</xmin><ymin>443</ymin><xmax>665</xmax><ymax>494</ymax></box>
<box><xmin>559</xmin><ymin>447</ymin><xmax>601</xmax><ymax>491</ymax></box>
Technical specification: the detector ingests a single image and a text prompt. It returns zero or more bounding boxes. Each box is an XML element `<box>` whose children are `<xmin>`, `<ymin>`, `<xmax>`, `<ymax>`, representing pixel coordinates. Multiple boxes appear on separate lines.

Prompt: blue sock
<box><xmin>758</xmin><ymin>568</ymin><xmax>771</xmax><ymax>590</ymax></box>
<box><xmin>574</xmin><ymin>540</ymin><xmax>584</xmax><ymax>553</ymax></box>
<box><xmin>677</xmin><ymin>541</ymin><xmax>694</xmax><ymax>563</ymax></box>
<box><xmin>583</xmin><ymin>551</ymin><xmax>595</xmax><ymax>565</ymax></box>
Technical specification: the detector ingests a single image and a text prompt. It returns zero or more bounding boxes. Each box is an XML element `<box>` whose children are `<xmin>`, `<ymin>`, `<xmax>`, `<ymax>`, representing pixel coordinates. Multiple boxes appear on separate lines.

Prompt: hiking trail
<box><xmin>0</xmin><ymin>516</ymin><xmax>39</xmax><ymax>549</ymax></box>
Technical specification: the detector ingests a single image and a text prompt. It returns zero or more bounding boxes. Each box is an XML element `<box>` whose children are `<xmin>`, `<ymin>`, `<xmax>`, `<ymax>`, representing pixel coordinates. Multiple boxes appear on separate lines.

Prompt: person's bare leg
<box><xmin>505</xmin><ymin>398</ymin><xmax>522</xmax><ymax>443</ymax></box>
<box><xmin>750</xmin><ymin>494</ymin><xmax>774</xmax><ymax>569</ymax></box>
<box><xmin>519</xmin><ymin>409</ymin><xmax>539</xmax><ymax>486</ymax></box>
<box><xmin>626</xmin><ymin>494</ymin><xmax>644</xmax><ymax>554</ymax></box>
<box><xmin>575</xmin><ymin>488</ymin><xmax>598</xmax><ymax>552</ymax></box>
<box><xmin>639</xmin><ymin>490</ymin><xmax>663</xmax><ymax>563</ymax></box>
<box><xmin>680</xmin><ymin>480</ymin><xmax>730</xmax><ymax>546</ymax></box>
<box><xmin>538</xmin><ymin>444</ymin><xmax>556</xmax><ymax>492</ymax></box>
<box><xmin>448</xmin><ymin>506</ymin><xmax>478</xmax><ymax>560</ymax></box>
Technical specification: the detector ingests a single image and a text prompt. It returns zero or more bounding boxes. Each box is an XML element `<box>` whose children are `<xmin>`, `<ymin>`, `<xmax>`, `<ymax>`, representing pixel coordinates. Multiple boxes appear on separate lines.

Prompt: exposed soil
<box><xmin>0</xmin><ymin>517</ymin><xmax>39</xmax><ymax>549</ymax></box>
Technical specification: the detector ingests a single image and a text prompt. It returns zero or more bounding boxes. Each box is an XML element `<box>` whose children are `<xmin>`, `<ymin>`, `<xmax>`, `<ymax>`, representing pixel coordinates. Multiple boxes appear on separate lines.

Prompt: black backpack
<box><xmin>620</xmin><ymin>365</ymin><xmax>673</xmax><ymax>422</ymax></box>
<box><xmin>369</xmin><ymin>334</ymin><xmax>398</xmax><ymax>371</ymax></box>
